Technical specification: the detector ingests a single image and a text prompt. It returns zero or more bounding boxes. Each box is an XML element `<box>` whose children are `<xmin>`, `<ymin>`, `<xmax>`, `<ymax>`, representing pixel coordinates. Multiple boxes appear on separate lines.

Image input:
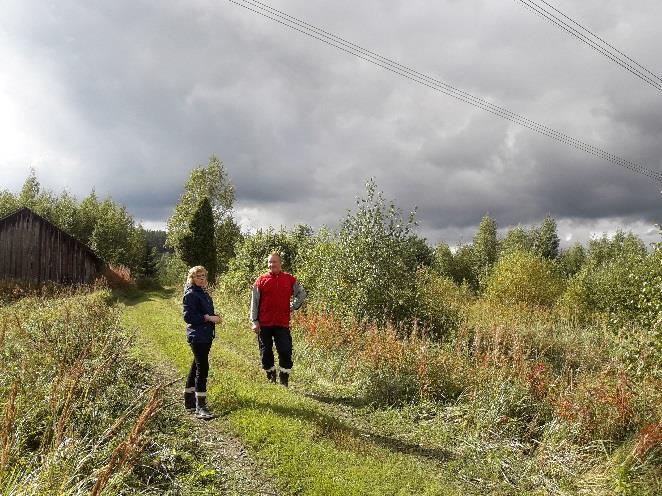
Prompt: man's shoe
<box><xmin>266</xmin><ymin>369</ymin><xmax>276</xmax><ymax>384</ymax></box>
<box><xmin>279</xmin><ymin>371</ymin><xmax>289</xmax><ymax>387</ymax></box>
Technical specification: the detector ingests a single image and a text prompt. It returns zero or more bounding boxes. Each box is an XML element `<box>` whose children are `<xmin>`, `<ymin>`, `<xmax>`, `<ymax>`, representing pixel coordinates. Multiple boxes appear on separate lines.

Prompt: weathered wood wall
<box><xmin>0</xmin><ymin>208</ymin><xmax>102</xmax><ymax>284</ymax></box>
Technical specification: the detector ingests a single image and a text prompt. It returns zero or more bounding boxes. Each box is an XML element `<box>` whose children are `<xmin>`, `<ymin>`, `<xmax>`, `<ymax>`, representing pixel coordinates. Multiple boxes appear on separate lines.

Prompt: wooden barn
<box><xmin>0</xmin><ymin>207</ymin><xmax>104</xmax><ymax>284</ymax></box>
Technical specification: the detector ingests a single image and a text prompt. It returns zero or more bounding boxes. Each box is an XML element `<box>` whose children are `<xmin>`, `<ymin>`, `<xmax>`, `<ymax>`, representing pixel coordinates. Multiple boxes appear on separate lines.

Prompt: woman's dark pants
<box><xmin>186</xmin><ymin>342</ymin><xmax>212</xmax><ymax>392</ymax></box>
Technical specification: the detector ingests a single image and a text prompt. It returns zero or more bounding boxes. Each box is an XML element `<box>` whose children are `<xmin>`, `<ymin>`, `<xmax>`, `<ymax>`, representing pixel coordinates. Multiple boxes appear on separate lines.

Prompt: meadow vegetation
<box><xmin>219</xmin><ymin>179</ymin><xmax>661</xmax><ymax>494</ymax></box>
<box><xmin>0</xmin><ymin>288</ymin><xmax>225</xmax><ymax>495</ymax></box>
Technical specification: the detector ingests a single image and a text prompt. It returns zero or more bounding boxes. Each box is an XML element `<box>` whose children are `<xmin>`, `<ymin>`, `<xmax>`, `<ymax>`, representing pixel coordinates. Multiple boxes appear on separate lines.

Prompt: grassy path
<box><xmin>119</xmin><ymin>288</ymin><xmax>279</xmax><ymax>496</ymax></box>
<box><xmin>119</xmin><ymin>288</ymin><xmax>465</xmax><ymax>496</ymax></box>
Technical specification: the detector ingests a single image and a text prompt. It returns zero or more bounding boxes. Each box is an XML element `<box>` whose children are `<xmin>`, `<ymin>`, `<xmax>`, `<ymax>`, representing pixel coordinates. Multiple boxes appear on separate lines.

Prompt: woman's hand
<box><xmin>204</xmin><ymin>314</ymin><xmax>222</xmax><ymax>324</ymax></box>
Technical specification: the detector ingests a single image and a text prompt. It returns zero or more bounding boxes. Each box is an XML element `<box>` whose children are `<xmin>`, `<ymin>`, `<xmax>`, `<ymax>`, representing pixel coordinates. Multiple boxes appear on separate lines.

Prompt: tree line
<box><xmin>4</xmin><ymin>158</ymin><xmax>659</xmax><ymax>341</ymax></box>
<box><xmin>0</xmin><ymin>170</ymin><xmax>161</xmax><ymax>277</ymax></box>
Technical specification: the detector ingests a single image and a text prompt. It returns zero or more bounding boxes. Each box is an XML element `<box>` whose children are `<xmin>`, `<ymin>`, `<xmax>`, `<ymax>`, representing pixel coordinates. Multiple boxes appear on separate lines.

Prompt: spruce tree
<box><xmin>166</xmin><ymin>156</ymin><xmax>240</xmax><ymax>275</ymax></box>
<box><xmin>533</xmin><ymin>215</ymin><xmax>560</xmax><ymax>260</ymax></box>
<box><xmin>179</xmin><ymin>197</ymin><xmax>217</xmax><ymax>283</ymax></box>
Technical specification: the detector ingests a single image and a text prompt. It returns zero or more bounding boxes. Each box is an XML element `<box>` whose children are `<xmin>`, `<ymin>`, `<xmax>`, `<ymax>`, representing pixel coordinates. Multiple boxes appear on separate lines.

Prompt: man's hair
<box><xmin>268</xmin><ymin>251</ymin><xmax>282</xmax><ymax>261</ymax></box>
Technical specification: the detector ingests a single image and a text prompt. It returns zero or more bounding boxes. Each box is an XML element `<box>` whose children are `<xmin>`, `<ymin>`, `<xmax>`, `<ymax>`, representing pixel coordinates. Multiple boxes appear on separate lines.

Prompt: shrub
<box><xmin>225</xmin><ymin>225</ymin><xmax>312</xmax><ymax>292</ymax></box>
<box><xmin>585</xmin><ymin>231</ymin><xmax>646</xmax><ymax>267</ymax></box>
<box><xmin>0</xmin><ymin>292</ymin><xmax>158</xmax><ymax>491</ymax></box>
<box><xmin>156</xmin><ymin>252</ymin><xmax>189</xmax><ymax>287</ymax></box>
<box><xmin>0</xmin><ymin>290</ymin><xmax>220</xmax><ymax>494</ymax></box>
<box><xmin>301</xmin><ymin>180</ymin><xmax>422</xmax><ymax>327</ymax></box>
<box><xmin>559</xmin><ymin>244</ymin><xmax>660</xmax><ymax>331</ymax></box>
<box><xmin>634</xmin><ymin>245</ymin><xmax>662</xmax><ymax>330</ymax></box>
<box><xmin>558</xmin><ymin>242</ymin><xmax>586</xmax><ymax>277</ymax></box>
<box><xmin>415</xmin><ymin>345</ymin><xmax>468</xmax><ymax>402</ymax></box>
<box><xmin>103</xmin><ymin>264</ymin><xmax>134</xmax><ymax>289</ymax></box>
<box><xmin>486</xmin><ymin>250</ymin><xmax>564</xmax><ymax>307</ymax></box>
<box><xmin>554</xmin><ymin>371</ymin><xmax>636</xmax><ymax>443</ymax></box>
<box><xmin>414</xmin><ymin>268</ymin><xmax>467</xmax><ymax>341</ymax></box>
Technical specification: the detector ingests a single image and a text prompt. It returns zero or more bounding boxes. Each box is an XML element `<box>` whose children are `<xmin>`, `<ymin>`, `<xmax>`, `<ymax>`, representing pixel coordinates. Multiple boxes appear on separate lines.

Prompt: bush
<box><xmin>557</xmin><ymin>242</ymin><xmax>586</xmax><ymax>277</ymax></box>
<box><xmin>0</xmin><ymin>290</ymin><xmax>220</xmax><ymax>494</ymax></box>
<box><xmin>102</xmin><ymin>264</ymin><xmax>134</xmax><ymax>289</ymax></box>
<box><xmin>414</xmin><ymin>268</ymin><xmax>467</xmax><ymax>341</ymax></box>
<box><xmin>486</xmin><ymin>251</ymin><xmax>564</xmax><ymax>307</ymax></box>
<box><xmin>156</xmin><ymin>252</ymin><xmax>189</xmax><ymax>287</ymax></box>
<box><xmin>559</xmin><ymin>244</ymin><xmax>660</xmax><ymax>331</ymax></box>
<box><xmin>225</xmin><ymin>225</ymin><xmax>312</xmax><ymax>292</ymax></box>
<box><xmin>300</xmin><ymin>180</ymin><xmax>423</xmax><ymax>327</ymax></box>
<box><xmin>586</xmin><ymin>231</ymin><xmax>646</xmax><ymax>267</ymax></box>
<box><xmin>554</xmin><ymin>371</ymin><xmax>636</xmax><ymax>443</ymax></box>
<box><xmin>0</xmin><ymin>291</ymin><xmax>155</xmax><ymax>492</ymax></box>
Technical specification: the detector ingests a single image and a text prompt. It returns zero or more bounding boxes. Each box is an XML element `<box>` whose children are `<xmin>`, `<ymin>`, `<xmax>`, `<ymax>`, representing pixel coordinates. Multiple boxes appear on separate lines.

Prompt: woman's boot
<box><xmin>184</xmin><ymin>387</ymin><xmax>196</xmax><ymax>413</ymax></box>
<box><xmin>195</xmin><ymin>393</ymin><xmax>214</xmax><ymax>419</ymax></box>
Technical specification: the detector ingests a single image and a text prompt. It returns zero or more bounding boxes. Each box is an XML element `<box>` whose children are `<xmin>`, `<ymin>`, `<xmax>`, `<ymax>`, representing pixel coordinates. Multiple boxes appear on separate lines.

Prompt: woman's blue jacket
<box><xmin>182</xmin><ymin>283</ymin><xmax>216</xmax><ymax>344</ymax></box>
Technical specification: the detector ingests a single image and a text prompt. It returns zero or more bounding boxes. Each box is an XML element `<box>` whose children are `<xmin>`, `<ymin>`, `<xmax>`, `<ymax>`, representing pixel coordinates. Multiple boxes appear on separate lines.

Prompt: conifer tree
<box><xmin>533</xmin><ymin>215</ymin><xmax>560</xmax><ymax>260</ymax></box>
<box><xmin>179</xmin><ymin>197</ymin><xmax>217</xmax><ymax>283</ymax></box>
<box><xmin>166</xmin><ymin>156</ymin><xmax>240</xmax><ymax>274</ymax></box>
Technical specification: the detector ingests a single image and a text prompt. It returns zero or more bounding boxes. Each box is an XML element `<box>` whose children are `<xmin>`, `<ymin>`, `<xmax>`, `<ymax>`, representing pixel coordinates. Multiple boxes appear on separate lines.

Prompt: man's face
<box><xmin>268</xmin><ymin>255</ymin><xmax>282</xmax><ymax>274</ymax></box>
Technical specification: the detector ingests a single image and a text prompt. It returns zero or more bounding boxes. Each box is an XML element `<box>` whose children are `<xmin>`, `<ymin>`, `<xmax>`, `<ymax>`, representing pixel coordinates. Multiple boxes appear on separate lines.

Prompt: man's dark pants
<box><xmin>258</xmin><ymin>326</ymin><xmax>293</xmax><ymax>371</ymax></box>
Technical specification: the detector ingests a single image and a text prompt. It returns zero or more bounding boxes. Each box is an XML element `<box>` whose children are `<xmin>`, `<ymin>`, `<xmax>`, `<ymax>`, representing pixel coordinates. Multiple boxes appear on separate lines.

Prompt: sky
<box><xmin>1</xmin><ymin>0</ymin><xmax>661</xmax><ymax>248</ymax></box>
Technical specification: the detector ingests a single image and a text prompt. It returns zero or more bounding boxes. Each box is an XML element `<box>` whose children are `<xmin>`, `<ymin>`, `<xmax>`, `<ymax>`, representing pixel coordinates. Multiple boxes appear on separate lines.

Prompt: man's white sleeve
<box><xmin>291</xmin><ymin>281</ymin><xmax>306</xmax><ymax>310</ymax></box>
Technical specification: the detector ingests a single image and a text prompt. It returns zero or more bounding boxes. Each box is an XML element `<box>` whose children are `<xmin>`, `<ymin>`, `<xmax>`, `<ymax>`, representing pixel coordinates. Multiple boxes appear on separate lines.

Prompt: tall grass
<box><xmin>290</xmin><ymin>296</ymin><xmax>662</xmax><ymax>494</ymax></box>
<box><xmin>0</xmin><ymin>289</ymin><xmax>219</xmax><ymax>494</ymax></box>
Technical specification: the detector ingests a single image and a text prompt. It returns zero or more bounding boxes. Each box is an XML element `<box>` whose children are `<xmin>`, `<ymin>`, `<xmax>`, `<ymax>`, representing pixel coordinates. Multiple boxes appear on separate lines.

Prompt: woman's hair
<box><xmin>186</xmin><ymin>265</ymin><xmax>208</xmax><ymax>285</ymax></box>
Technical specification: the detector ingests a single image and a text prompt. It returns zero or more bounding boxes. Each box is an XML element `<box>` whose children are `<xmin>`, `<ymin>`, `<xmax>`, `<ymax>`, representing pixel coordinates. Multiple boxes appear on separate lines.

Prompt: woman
<box><xmin>182</xmin><ymin>265</ymin><xmax>221</xmax><ymax>419</ymax></box>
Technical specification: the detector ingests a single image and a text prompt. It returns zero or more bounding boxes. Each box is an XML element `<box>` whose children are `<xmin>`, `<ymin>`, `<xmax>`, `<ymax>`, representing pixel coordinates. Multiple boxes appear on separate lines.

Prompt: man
<box><xmin>250</xmin><ymin>252</ymin><xmax>306</xmax><ymax>386</ymax></box>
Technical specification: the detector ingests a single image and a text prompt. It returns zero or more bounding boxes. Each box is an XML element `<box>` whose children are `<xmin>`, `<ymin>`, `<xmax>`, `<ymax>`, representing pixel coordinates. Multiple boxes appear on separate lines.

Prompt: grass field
<box><xmin>119</xmin><ymin>286</ymin><xmax>661</xmax><ymax>495</ymax></box>
<box><xmin>1</xmin><ymin>285</ymin><xmax>657</xmax><ymax>494</ymax></box>
<box><xmin>120</xmin><ymin>287</ymin><xmax>463</xmax><ymax>495</ymax></box>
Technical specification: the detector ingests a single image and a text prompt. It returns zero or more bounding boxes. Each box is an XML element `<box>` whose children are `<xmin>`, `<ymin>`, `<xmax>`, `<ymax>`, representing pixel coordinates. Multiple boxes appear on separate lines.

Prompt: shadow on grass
<box><xmin>218</xmin><ymin>389</ymin><xmax>454</xmax><ymax>464</ymax></box>
<box><xmin>302</xmin><ymin>392</ymin><xmax>372</xmax><ymax>409</ymax></box>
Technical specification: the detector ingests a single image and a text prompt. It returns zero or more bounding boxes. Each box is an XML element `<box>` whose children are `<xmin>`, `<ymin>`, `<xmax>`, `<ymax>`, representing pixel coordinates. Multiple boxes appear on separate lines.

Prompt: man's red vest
<box><xmin>254</xmin><ymin>271</ymin><xmax>297</xmax><ymax>327</ymax></box>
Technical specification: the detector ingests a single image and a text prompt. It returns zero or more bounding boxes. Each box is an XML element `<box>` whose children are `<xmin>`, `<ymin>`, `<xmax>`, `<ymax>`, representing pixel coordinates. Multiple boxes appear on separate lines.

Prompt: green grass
<box><xmin>0</xmin><ymin>289</ymin><xmax>272</xmax><ymax>495</ymax></box>
<box><xmin>119</xmin><ymin>287</ymin><xmax>661</xmax><ymax>495</ymax></box>
<box><xmin>120</xmin><ymin>288</ymin><xmax>465</xmax><ymax>495</ymax></box>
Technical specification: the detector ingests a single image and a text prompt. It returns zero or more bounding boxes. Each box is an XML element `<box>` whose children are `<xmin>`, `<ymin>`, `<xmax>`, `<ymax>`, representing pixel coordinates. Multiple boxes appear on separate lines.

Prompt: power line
<box><xmin>534</xmin><ymin>0</ymin><xmax>662</xmax><ymax>86</ymax></box>
<box><xmin>227</xmin><ymin>0</ymin><xmax>662</xmax><ymax>183</ymax></box>
<box><xmin>515</xmin><ymin>0</ymin><xmax>662</xmax><ymax>93</ymax></box>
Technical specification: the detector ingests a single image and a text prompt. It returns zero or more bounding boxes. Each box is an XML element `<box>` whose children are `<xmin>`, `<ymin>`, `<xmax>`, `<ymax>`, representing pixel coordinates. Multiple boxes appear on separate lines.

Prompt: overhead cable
<box><xmin>515</xmin><ymin>0</ymin><xmax>662</xmax><ymax>93</ymax></box>
<box><xmin>227</xmin><ymin>0</ymin><xmax>662</xmax><ymax>183</ymax></box>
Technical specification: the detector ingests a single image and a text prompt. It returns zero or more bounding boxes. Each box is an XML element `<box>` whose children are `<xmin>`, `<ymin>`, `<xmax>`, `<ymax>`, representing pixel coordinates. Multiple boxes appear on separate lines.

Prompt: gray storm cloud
<box><xmin>0</xmin><ymin>0</ymin><xmax>660</xmax><ymax>246</ymax></box>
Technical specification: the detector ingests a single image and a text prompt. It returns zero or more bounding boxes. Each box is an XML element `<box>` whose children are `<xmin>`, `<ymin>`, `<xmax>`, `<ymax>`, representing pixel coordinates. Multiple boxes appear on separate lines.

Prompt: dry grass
<box><xmin>0</xmin><ymin>381</ymin><xmax>18</xmax><ymax>475</ymax></box>
<box><xmin>634</xmin><ymin>422</ymin><xmax>662</xmax><ymax>460</ymax></box>
<box><xmin>90</xmin><ymin>387</ymin><xmax>164</xmax><ymax>496</ymax></box>
<box><xmin>291</xmin><ymin>294</ymin><xmax>661</xmax><ymax>492</ymax></box>
<box><xmin>102</xmin><ymin>264</ymin><xmax>134</xmax><ymax>289</ymax></box>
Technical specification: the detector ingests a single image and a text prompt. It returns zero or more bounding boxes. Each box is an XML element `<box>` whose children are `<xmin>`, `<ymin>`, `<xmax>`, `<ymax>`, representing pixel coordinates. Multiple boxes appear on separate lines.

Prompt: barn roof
<box><xmin>0</xmin><ymin>207</ymin><xmax>105</xmax><ymax>265</ymax></box>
